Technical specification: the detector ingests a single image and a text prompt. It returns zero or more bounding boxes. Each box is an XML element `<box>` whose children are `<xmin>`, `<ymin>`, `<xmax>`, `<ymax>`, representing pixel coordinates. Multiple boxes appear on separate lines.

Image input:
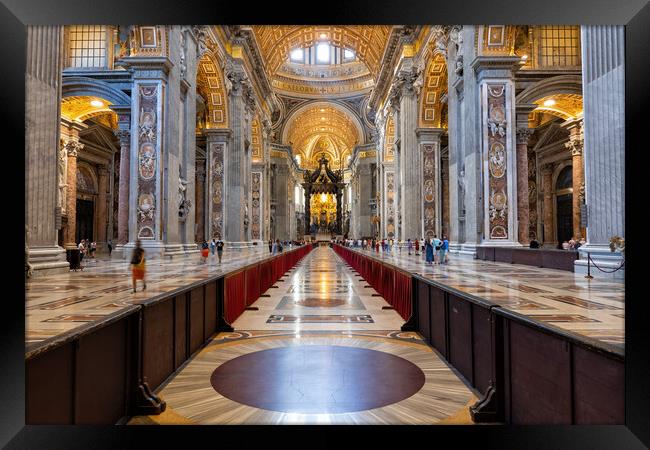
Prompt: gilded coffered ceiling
<box><xmin>284</xmin><ymin>104</ymin><xmax>361</xmax><ymax>169</ymax></box>
<box><xmin>61</xmin><ymin>96</ymin><xmax>116</xmax><ymax>126</ymax></box>
<box><xmin>251</xmin><ymin>26</ymin><xmax>392</xmax><ymax>79</ymax></box>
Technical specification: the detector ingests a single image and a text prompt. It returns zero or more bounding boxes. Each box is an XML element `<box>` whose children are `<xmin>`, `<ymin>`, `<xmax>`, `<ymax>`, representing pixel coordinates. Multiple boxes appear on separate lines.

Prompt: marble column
<box><xmin>115</xmin><ymin>129</ymin><xmax>130</xmax><ymax>245</ymax></box>
<box><xmin>64</xmin><ymin>139</ymin><xmax>83</xmax><ymax>248</ymax></box>
<box><xmin>441</xmin><ymin>153</ymin><xmax>450</xmax><ymax>237</ymax></box>
<box><xmin>417</xmin><ymin>128</ymin><xmax>444</xmax><ymax>239</ymax></box>
<box><xmin>224</xmin><ymin>62</ymin><xmax>252</xmax><ymax>245</ymax></box>
<box><xmin>575</xmin><ymin>26</ymin><xmax>625</xmax><ymax>277</ymax></box>
<box><xmin>471</xmin><ymin>55</ymin><xmax>521</xmax><ymax>247</ymax></box>
<box><xmin>118</xmin><ymin>53</ymin><xmax>172</xmax><ymax>259</ymax></box>
<box><xmin>541</xmin><ymin>164</ymin><xmax>555</xmax><ymax>246</ymax></box>
<box><xmin>97</xmin><ymin>165</ymin><xmax>109</xmax><ymax>249</ymax></box>
<box><xmin>195</xmin><ymin>163</ymin><xmax>206</xmax><ymax>243</ymax></box>
<box><xmin>205</xmin><ymin>129</ymin><xmax>230</xmax><ymax>241</ymax></box>
<box><xmin>25</xmin><ymin>26</ymin><xmax>69</xmax><ymax>274</ymax></box>
<box><xmin>516</xmin><ymin>128</ymin><xmax>534</xmax><ymax>245</ymax></box>
<box><xmin>565</xmin><ymin>121</ymin><xmax>585</xmax><ymax>240</ymax></box>
<box><xmin>357</xmin><ymin>160</ymin><xmax>374</xmax><ymax>238</ymax></box>
<box><xmin>271</xmin><ymin>159</ymin><xmax>290</xmax><ymax>241</ymax></box>
<box><xmin>391</xmin><ymin>60</ymin><xmax>422</xmax><ymax>241</ymax></box>
<box><xmin>446</xmin><ymin>27</ymin><xmax>462</xmax><ymax>249</ymax></box>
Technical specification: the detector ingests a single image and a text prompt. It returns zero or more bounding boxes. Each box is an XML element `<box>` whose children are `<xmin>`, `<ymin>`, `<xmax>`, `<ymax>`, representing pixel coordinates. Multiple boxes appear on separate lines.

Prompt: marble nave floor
<box><xmin>129</xmin><ymin>247</ymin><xmax>478</xmax><ymax>425</ymax></box>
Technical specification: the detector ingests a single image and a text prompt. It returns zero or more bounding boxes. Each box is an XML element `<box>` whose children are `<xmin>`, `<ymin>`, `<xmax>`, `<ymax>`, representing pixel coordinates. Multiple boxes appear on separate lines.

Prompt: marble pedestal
<box><xmin>27</xmin><ymin>247</ymin><xmax>70</xmax><ymax>277</ymax></box>
<box><xmin>449</xmin><ymin>242</ymin><xmax>480</xmax><ymax>258</ymax></box>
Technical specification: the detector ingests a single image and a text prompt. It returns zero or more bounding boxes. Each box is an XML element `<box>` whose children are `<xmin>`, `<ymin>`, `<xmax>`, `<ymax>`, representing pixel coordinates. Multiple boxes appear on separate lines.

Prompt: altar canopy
<box><xmin>302</xmin><ymin>154</ymin><xmax>345</xmax><ymax>236</ymax></box>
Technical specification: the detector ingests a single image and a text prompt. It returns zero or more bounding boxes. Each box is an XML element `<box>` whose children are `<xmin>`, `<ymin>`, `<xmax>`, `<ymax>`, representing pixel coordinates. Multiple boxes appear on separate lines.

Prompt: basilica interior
<box><xmin>24</xmin><ymin>25</ymin><xmax>625</xmax><ymax>427</ymax></box>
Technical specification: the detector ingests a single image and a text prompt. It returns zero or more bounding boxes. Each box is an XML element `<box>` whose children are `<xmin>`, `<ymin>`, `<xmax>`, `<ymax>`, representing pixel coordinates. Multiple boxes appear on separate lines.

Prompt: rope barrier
<box><xmin>585</xmin><ymin>252</ymin><xmax>625</xmax><ymax>278</ymax></box>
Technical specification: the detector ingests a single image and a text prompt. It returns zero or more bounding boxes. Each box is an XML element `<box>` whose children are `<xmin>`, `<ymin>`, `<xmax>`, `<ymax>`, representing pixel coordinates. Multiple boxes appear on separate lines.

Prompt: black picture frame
<box><xmin>4</xmin><ymin>0</ymin><xmax>648</xmax><ymax>448</ymax></box>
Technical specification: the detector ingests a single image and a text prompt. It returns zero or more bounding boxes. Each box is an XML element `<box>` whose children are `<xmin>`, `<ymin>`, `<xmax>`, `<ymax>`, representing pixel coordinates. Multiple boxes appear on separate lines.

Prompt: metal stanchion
<box><xmin>584</xmin><ymin>252</ymin><xmax>593</xmax><ymax>279</ymax></box>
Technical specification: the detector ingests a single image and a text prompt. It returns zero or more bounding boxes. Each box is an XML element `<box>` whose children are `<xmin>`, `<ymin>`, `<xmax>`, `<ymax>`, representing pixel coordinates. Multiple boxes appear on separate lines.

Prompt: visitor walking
<box><xmin>440</xmin><ymin>235</ymin><xmax>449</xmax><ymax>265</ymax></box>
<box><xmin>216</xmin><ymin>237</ymin><xmax>224</xmax><ymax>264</ymax></box>
<box><xmin>425</xmin><ymin>238</ymin><xmax>434</xmax><ymax>265</ymax></box>
<box><xmin>90</xmin><ymin>241</ymin><xmax>97</xmax><ymax>259</ymax></box>
<box><xmin>414</xmin><ymin>238</ymin><xmax>420</xmax><ymax>256</ymax></box>
<box><xmin>130</xmin><ymin>240</ymin><xmax>146</xmax><ymax>293</ymax></box>
<box><xmin>200</xmin><ymin>241</ymin><xmax>209</xmax><ymax>263</ymax></box>
<box><xmin>432</xmin><ymin>235</ymin><xmax>442</xmax><ymax>264</ymax></box>
<box><xmin>268</xmin><ymin>240</ymin><xmax>273</xmax><ymax>253</ymax></box>
<box><xmin>407</xmin><ymin>239</ymin><xmax>413</xmax><ymax>255</ymax></box>
<box><xmin>78</xmin><ymin>240</ymin><xmax>85</xmax><ymax>263</ymax></box>
<box><xmin>107</xmin><ymin>239</ymin><xmax>113</xmax><ymax>256</ymax></box>
<box><xmin>210</xmin><ymin>238</ymin><xmax>216</xmax><ymax>257</ymax></box>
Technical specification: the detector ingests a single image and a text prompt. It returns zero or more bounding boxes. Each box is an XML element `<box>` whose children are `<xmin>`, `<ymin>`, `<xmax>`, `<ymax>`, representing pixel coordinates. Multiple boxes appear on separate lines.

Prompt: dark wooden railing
<box><xmin>333</xmin><ymin>244</ymin><xmax>624</xmax><ymax>425</ymax></box>
<box><xmin>25</xmin><ymin>243</ymin><xmax>316</xmax><ymax>424</ymax></box>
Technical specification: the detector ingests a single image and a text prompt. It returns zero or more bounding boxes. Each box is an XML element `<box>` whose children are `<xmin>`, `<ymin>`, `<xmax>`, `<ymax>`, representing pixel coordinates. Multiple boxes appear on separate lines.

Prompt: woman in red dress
<box><xmin>130</xmin><ymin>240</ymin><xmax>146</xmax><ymax>293</ymax></box>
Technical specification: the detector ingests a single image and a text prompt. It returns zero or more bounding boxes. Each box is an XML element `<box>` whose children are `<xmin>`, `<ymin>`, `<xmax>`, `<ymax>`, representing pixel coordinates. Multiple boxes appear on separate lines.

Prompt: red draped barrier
<box><xmin>333</xmin><ymin>244</ymin><xmax>413</xmax><ymax>323</ymax></box>
<box><xmin>224</xmin><ymin>245</ymin><xmax>314</xmax><ymax>325</ymax></box>
<box><xmin>260</xmin><ymin>260</ymin><xmax>272</xmax><ymax>294</ymax></box>
<box><xmin>393</xmin><ymin>270</ymin><xmax>412</xmax><ymax>320</ymax></box>
<box><xmin>245</xmin><ymin>265</ymin><xmax>260</xmax><ymax>306</ymax></box>
<box><xmin>225</xmin><ymin>270</ymin><xmax>246</xmax><ymax>324</ymax></box>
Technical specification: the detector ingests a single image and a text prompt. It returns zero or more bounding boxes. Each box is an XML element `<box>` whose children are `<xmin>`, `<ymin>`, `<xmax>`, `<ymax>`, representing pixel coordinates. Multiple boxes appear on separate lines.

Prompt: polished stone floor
<box><xmin>349</xmin><ymin>247</ymin><xmax>625</xmax><ymax>350</ymax></box>
<box><xmin>25</xmin><ymin>246</ymin><xmax>284</xmax><ymax>350</ymax></box>
<box><xmin>231</xmin><ymin>248</ymin><xmax>405</xmax><ymax>331</ymax></box>
<box><xmin>128</xmin><ymin>247</ymin><xmax>477</xmax><ymax>424</ymax></box>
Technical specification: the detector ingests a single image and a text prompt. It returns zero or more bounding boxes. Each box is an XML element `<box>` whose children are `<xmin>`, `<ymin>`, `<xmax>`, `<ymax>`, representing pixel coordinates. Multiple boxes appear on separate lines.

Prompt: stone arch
<box><xmin>62</xmin><ymin>77</ymin><xmax>131</xmax><ymax>108</ymax></box>
<box><xmin>76</xmin><ymin>163</ymin><xmax>98</xmax><ymax>194</ymax></box>
<box><xmin>280</xmin><ymin>100</ymin><xmax>366</xmax><ymax>144</ymax></box>
<box><xmin>516</xmin><ymin>75</ymin><xmax>582</xmax><ymax>104</ymax></box>
<box><xmin>197</xmin><ymin>51</ymin><xmax>229</xmax><ymax>128</ymax></box>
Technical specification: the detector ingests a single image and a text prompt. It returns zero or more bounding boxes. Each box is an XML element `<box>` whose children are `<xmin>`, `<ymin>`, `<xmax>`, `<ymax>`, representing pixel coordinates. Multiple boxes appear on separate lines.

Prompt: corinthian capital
<box><xmin>393</xmin><ymin>65</ymin><xmax>422</xmax><ymax>98</ymax></box>
<box><xmin>225</xmin><ymin>63</ymin><xmax>250</xmax><ymax>95</ymax></box>
<box><xmin>516</xmin><ymin>128</ymin><xmax>534</xmax><ymax>145</ymax></box>
<box><xmin>565</xmin><ymin>134</ymin><xmax>584</xmax><ymax>156</ymax></box>
<box><xmin>64</xmin><ymin>139</ymin><xmax>84</xmax><ymax>157</ymax></box>
<box><xmin>114</xmin><ymin>129</ymin><xmax>131</xmax><ymax>145</ymax></box>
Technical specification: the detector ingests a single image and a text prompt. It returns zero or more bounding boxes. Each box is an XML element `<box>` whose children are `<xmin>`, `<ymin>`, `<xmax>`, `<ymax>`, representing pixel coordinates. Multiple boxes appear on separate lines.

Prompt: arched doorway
<box><xmin>555</xmin><ymin>165</ymin><xmax>573</xmax><ymax>248</ymax></box>
<box><xmin>75</xmin><ymin>165</ymin><xmax>98</xmax><ymax>243</ymax></box>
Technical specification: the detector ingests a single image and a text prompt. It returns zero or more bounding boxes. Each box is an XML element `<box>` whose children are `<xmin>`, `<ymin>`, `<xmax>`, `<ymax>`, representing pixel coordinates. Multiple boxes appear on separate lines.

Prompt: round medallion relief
<box><xmin>210</xmin><ymin>345</ymin><xmax>425</xmax><ymax>414</ymax></box>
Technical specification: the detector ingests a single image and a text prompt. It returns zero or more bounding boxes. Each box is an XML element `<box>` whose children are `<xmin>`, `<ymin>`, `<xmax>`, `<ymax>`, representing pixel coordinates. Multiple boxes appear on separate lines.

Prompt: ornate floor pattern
<box><xmin>129</xmin><ymin>332</ymin><xmax>477</xmax><ymax>425</ymax></box>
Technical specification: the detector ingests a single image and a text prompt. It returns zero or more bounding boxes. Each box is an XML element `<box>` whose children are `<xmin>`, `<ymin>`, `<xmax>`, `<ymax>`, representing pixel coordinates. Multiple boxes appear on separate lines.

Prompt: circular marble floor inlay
<box><xmin>210</xmin><ymin>345</ymin><xmax>425</xmax><ymax>414</ymax></box>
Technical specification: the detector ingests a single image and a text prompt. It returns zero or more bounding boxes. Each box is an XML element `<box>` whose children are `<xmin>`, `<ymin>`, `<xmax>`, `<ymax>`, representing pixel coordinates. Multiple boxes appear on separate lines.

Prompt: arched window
<box><xmin>287</xmin><ymin>42</ymin><xmax>356</xmax><ymax>66</ymax></box>
<box><xmin>556</xmin><ymin>165</ymin><xmax>573</xmax><ymax>191</ymax></box>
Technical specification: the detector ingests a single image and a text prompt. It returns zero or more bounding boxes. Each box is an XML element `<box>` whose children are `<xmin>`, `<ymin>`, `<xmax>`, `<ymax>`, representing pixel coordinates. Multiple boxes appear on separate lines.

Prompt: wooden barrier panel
<box><xmin>416</xmin><ymin>280</ymin><xmax>430</xmax><ymax>342</ymax></box>
<box><xmin>448</xmin><ymin>294</ymin><xmax>473</xmax><ymax>385</ymax></box>
<box><xmin>75</xmin><ymin>319</ymin><xmax>129</xmax><ymax>424</ymax></box>
<box><xmin>173</xmin><ymin>294</ymin><xmax>187</xmax><ymax>370</ymax></box>
<box><xmin>26</xmin><ymin>312</ymin><xmax>135</xmax><ymax>425</ymax></box>
<box><xmin>26</xmin><ymin>342</ymin><xmax>75</xmax><ymax>424</ymax></box>
<box><xmin>142</xmin><ymin>299</ymin><xmax>174</xmax><ymax>391</ymax></box>
<box><xmin>429</xmin><ymin>286</ymin><xmax>448</xmax><ymax>359</ymax></box>
<box><xmin>505</xmin><ymin>320</ymin><xmax>572</xmax><ymax>424</ymax></box>
<box><xmin>204</xmin><ymin>281</ymin><xmax>218</xmax><ymax>341</ymax></box>
<box><xmin>572</xmin><ymin>346</ymin><xmax>624</xmax><ymax>424</ymax></box>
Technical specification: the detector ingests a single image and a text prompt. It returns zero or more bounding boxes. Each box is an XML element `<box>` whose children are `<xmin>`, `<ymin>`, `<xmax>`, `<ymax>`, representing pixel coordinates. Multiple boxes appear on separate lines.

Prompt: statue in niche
<box><xmin>178</xmin><ymin>170</ymin><xmax>191</xmax><ymax>221</ymax></box>
<box><xmin>57</xmin><ymin>144</ymin><xmax>67</xmax><ymax>209</ymax></box>
<box><xmin>179</xmin><ymin>30</ymin><xmax>186</xmax><ymax>79</ymax></box>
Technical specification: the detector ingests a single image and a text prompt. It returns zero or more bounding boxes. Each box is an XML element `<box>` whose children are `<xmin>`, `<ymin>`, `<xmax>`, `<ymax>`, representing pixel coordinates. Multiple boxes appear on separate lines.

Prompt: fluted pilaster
<box><xmin>25</xmin><ymin>26</ymin><xmax>69</xmax><ymax>274</ymax></box>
